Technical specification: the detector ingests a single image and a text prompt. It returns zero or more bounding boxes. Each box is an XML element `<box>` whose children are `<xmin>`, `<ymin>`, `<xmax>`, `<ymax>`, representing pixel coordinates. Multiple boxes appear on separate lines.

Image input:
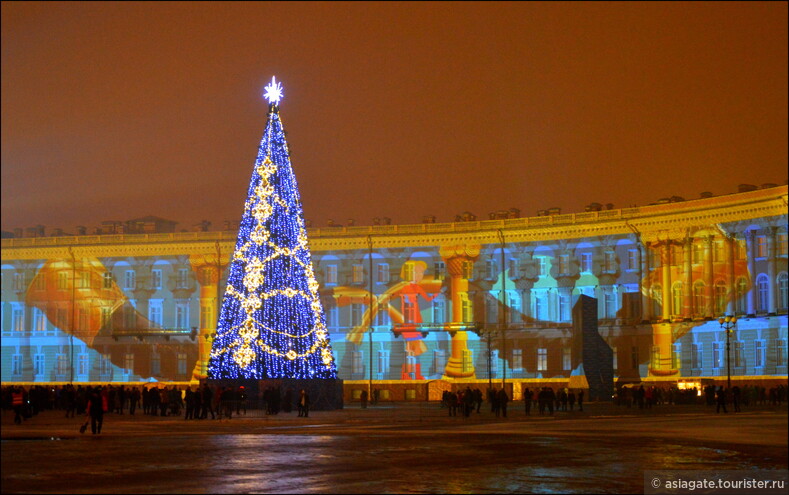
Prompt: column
<box><xmin>661</xmin><ymin>243</ymin><xmax>671</xmax><ymax>320</ymax></box>
<box><xmin>726</xmin><ymin>234</ymin><xmax>735</xmax><ymax>315</ymax></box>
<box><xmin>768</xmin><ymin>227</ymin><xmax>777</xmax><ymax>314</ymax></box>
<box><xmin>640</xmin><ymin>243</ymin><xmax>652</xmax><ymax>321</ymax></box>
<box><xmin>745</xmin><ymin>230</ymin><xmax>756</xmax><ymax>315</ymax></box>
<box><xmin>439</xmin><ymin>244</ymin><xmax>480</xmax><ymax>379</ymax></box>
<box><xmin>684</xmin><ymin>237</ymin><xmax>693</xmax><ymax>318</ymax></box>
<box><xmin>189</xmin><ymin>255</ymin><xmax>221</xmax><ymax>381</ymax></box>
<box><xmin>704</xmin><ymin>235</ymin><xmax>714</xmax><ymax>317</ymax></box>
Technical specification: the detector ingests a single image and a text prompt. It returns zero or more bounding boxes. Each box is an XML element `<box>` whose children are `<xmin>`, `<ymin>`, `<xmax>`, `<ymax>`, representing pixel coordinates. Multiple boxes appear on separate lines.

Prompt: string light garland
<box><xmin>207</xmin><ymin>77</ymin><xmax>338</xmax><ymax>379</ymax></box>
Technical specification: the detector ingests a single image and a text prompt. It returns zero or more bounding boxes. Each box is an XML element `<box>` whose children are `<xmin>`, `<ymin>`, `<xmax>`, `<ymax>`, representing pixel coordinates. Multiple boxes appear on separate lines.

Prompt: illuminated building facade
<box><xmin>1</xmin><ymin>185</ymin><xmax>787</xmax><ymax>388</ymax></box>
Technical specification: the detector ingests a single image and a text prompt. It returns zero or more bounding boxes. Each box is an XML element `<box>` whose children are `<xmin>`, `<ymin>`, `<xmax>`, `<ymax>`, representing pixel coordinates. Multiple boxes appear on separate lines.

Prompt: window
<box><xmin>13</xmin><ymin>273</ymin><xmax>25</xmax><ymax>291</ymax></box>
<box><xmin>534</xmin><ymin>291</ymin><xmax>546</xmax><ymax>320</ymax></box>
<box><xmin>693</xmin><ymin>281</ymin><xmax>705</xmax><ymax>315</ymax></box>
<box><xmin>558</xmin><ymin>254</ymin><xmax>570</xmax><ymax>275</ymax></box>
<box><xmin>537</xmin><ymin>348</ymin><xmax>548</xmax><ymax>372</ymax></box>
<box><xmin>99</xmin><ymin>353</ymin><xmax>111</xmax><ymax>376</ymax></box>
<box><xmin>151</xmin><ymin>353</ymin><xmax>161</xmax><ymax>376</ymax></box>
<box><xmin>776</xmin><ymin>339</ymin><xmax>787</xmax><ymax>367</ymax></box>
<box><xmin>352</xmin><ymin>264</ymin><xmax>364</xmax><ymax>284</ymax></box>
<box><xmin>175</xmin><ymin>303</ymin><xmax>189</xmax><ymax>329</ymax></box>
<box><xmin>559</xmin><ymin>292</ymin><xmax>571</xmax><ymax>322</ymax></box>
<box><xmin>34</xmin><ymin>354</ymin><xmax>45</xmax><ymax>376</ymax></box>
<box><xmin>755</xmin><ymin>341</ymin><xmax>765</xmax><ymax>368</ymax></box>
<box><xmin>604</xmin><ymin>251</ymin><xmax>616</xmax><ymax>273</ymax></box>
<box><xmin>12</xmin><ymin>307</ymin><xmax>24</xmax><ymax>332</ymax></box>
<box><xmin>778</xmin><ymin>233</ymin><xmax>788</xmax><ymax>257</ymax></box>
<box><xmin>756</xmin><ymin>274</ymin><xmax>769</xmax><ymax>312</ymax></box>
<box><xmin>11</xmin><ymin>354</ymin><xmax>21</xmax><ymax>376</ymax></box>
<box><xmin>58</xmin><ymin>272</ymin><xmax>68</xmax><ymax>290</ymax></box>
<box><xmin>537</xmin><ymin>257</ymin><xmax>547</xmax><ymax>277</ymax></box>
<box><xmin>33</xmin><ymin>308</ymin><xmax>47</xmax><ymax>332</ymax></box>
<box><xmin>736</xmin><ymin>278</ymin><xmax>748</xmax><ymax>314</ymax></box>
<box><xmin>177</xmin><ymin>268</ymin><xmax>189</xmax><ymax>289</ymax></box>
<box><xmin>486</xmin><ymin>296</ymin><xmax>498</xmax><ymax>324</ymax></box>
<box><xmin>350</xmin><ymin>303</ymin><xmax>363</xmax><ymax>327</ymax></box>
<box><xmin>672</xmin><ymin>283</ymin><xmax>683</xmax><ymax>317</ymax></box>
<box><xmin>56</xmin><ymin>307</ymin><xmax>68</xmax><ymax>329</ymax></box>
<box><xmin>713</xmin><ymin>241</ymin><xmax>723</xmax><ymax>262</ymax></box>
<box><xmin>328</xmin><ymin>306</ymin><xmax>339</xmax><ymax>329</ymax></box>
<box><xmin>325</xmin><ymin>265</ymin><xmax>337</xmax><ymax>285</ymax></box>
<box><xmin>691</xmin><ymin>343</ymin><xmax>702</xmax><ymax>368</ymax></box>
<box><xmin>604</xmin><ymin>290</ymin><xmax>616</xmax><ymax>319</ymax></box>
<box><xmin>512</xmin><ymin>349</ymin><xmax>523</xmax><ymax>371</ymax></box>
<box><xmin>486</xmin><ymin>259</ymin><xmax>497</xmax><ymax>280</ymax></box>
<box><xmin>78</xmin><ymin>354</ymin><xmax>89</xmax><ymax>376</ymax></box>
<box><xmin>402</xmin><ymin>300</ymin><xmax>415</xmax><ymax>324</ymax></box>
<box><xmin>378</xmin><ymin>350</ymin><xmax>390</xmax><ymax>378</ymax></box>
<box><xmin>52</xmin><ymin>352</ymin><xmax>69</xmax><ymax>377</ymax></box>
<box><xmin>778</xmin><ymin>273</ymin><xmax>788</xmax><ymax>311</ymax></box>
<box><xmin>692</xmin><ymin>243</ymin><xmax>702</xmax><ymax>264</ymax></box>
<box><xmin>580</xmin><ymin>253</ymin><xmax>593</xmax><ymax>273</ymax></box>
<box><xmin>124</xmin><ymin>270</ymin><xmax>136</xmax><ymax>290</ymax></box>
<box><xmin>352</xmin><ymin>350</ymin><xmax>364</xmax><ymax>375</ymax></box>
<box><xmin>124</xmin><ymin>353</ymin><xmax>135</xmax><ymax>375</ymax></box>
<box><xmin>403</xmin><ymin>262</ymin><xmax>415</xmax><ymax>282</ymax></box>
<box><xmin>103</xmin><ymin>271</ymin><xmax>113</xmax><ymax>289</ymax></box>
<box><xmin>148</xmin><ymin>300</ymin><xmax>163</xmax><ymax>328</ymax></box>
<box><xmin>432</xmin><ymin>298</ymin><xmax>445</xmax><ymax>324</ymax></box>
<box><xmin>735</xmin><ymin>239</ymin><xmax>747</xmax><ymax>260</ymax></box>
<box><xmin>375</xmin><ymin>303</ymin><xmax>389</xmax><ymax>326</ymax></box>
<box><xmin>713</xmin><ymin>342</ymin><xmax>722</xmax><ymax>368</ymax></box>
<box><xmin>714</xmin><ymin>281</ymin><xmax>727</xmax><ymax>315</ymax></box>
<box><xmin>562</xmin><ymin>347</ymin><xmax>572</xmax><ymax>370</ymax></box>
<box><xmin>151</xmin><ymin>269</ymin><xmax>162</xmax><ymax>290</ymax></box>
<box><xmin>433</xmin><ymin>262</ymin><xmax>445</xmax><ymax>281</ymax></box>
<box><xmin>80</xmin><ymin>271</ymin><xmax>91</xmax><ymax>289</ymax></box>
<box><xmin>461</xmin><ymin>294</ymin><xmax>473</xmax><ymax>322</ymax></box>
<box><xmin>177</xmin><ymin>352</ymin><xmax>187</xmax><ymax>375</ymax></box>
<box><xmin>78</xmin><ymin>308</ymin><xmax>88</xmax><ymax>332</ymax></box>
<box><xmin>509</xmin><ymin>292</ymin><xmax>521</xmax><ymax>323</ymax></box>
<box><xmin>628</xmin><ymin>249</ymin><xmax>638</xmax><ymax>271</ymax></box>
<box><xmin>100</xmin><ymin>307</ymin><xmax>112</xmax><ymax>330</ymax></box>
<box><xmin>756</xmin><ymin>236</ymin><xmax>767</xmax><ymax>258</ymax></box>
<box><xmin>376</xmin><ymin>263</ymin><xmax>389</xmax><ymax>284</ymax></box>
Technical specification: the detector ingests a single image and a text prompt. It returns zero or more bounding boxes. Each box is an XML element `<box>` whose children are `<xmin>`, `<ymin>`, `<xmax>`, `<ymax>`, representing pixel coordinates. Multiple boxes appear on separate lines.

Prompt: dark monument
<box><xmin>572</xmin><ymin>295</ymin><xmax>614</xmax><ymax>401</ymax></box>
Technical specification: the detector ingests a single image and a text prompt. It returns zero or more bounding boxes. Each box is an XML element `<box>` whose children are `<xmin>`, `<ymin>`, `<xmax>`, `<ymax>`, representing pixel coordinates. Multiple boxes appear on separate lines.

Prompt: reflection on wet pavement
<box><xmin>3</xmin><ymin>431</ymin><xmax>786</xmax><ymax>494</ymax></box>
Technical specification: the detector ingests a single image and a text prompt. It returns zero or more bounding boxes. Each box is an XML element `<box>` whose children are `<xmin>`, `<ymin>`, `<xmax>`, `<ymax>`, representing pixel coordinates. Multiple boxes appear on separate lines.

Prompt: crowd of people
<box><xmin>2</xmin><ymin>383</ymin><xmax>312</xmax><ymax>433</ymax></box>
<box><xmin>613</xmin><ymin>383</ymin><xmax>788</xmax><ymax>412</ymax></box>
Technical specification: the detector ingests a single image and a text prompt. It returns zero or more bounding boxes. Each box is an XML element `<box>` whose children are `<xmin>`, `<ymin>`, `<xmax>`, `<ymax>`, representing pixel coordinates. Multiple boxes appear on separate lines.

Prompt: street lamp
<box><xmin>718</xmin><ymin>315</ymin><xmax>737</xmax><ymax>390</ymax></box>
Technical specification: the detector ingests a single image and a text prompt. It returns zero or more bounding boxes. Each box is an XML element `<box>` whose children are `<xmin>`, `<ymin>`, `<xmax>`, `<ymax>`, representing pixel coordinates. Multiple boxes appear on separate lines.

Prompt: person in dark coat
<box><xmin>298</xmin><ymin>389</ymin><xmax>310</xmax><ymax>417</ymax></box>
<box><xmin>86</xmin><ymin>387</ymin><xmax>105</xmax><ymax>434</ymax></box>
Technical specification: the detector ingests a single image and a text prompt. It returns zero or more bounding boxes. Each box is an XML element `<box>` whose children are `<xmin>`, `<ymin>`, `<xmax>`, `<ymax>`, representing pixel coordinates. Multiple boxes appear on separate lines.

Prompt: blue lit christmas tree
<box><xmin>208</xmin><ymin>77</ymin><xmax>338</xmax><ymax>380</ymax></box>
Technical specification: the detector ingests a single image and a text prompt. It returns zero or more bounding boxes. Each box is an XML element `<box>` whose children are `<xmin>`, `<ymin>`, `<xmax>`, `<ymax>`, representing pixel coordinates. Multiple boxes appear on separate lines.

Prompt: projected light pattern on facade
<box><xmin>1</xmin><ymin>188</ymin><xmax>787</xmax><ymax>385</ymax></box>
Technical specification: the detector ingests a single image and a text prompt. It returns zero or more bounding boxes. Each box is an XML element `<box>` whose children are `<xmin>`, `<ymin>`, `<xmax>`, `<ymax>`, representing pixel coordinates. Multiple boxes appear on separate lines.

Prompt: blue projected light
<box><xmin>207</xmin><ymin>78</ymin><xmax>337</xmax><ymax>380</ymax></box>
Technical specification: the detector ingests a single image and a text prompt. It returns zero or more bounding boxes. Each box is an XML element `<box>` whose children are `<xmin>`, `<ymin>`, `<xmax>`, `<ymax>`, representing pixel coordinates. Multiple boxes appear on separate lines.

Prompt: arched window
<box><xmin>735</xmin><ymin>277</ymin><xmax>748</xmax><ymax>314</ymax></box>
<box><xmin>672</xmin><ymin>282</ymin><xmax>683</xmax><ymax>317</ymax></box>
<box><xmin>693</xmin><ymin>281</ymin><xmax>705</xmax><ymax>316</ymax></box>
<box><xmin>777</xmin><ymin>272</ymin><xmax>788</xmax><ymax>311</ymax></box>
<box><xmin>756</xmin><ymin>274</ymin><xmax>770</xmax><ymax>312</ymax></box>
<box><xmin>714</xmin><ymin>280</ymin><xmax>727</xmax><ymax>316</ymax></box>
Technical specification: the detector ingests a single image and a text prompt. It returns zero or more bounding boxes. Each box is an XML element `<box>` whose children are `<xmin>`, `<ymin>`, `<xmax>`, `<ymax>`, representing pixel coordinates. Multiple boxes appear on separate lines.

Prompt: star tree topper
<box><xmin>264</xmin><ymin>76</ymin><xmax>284</xmax><ymax>105</ymax></box>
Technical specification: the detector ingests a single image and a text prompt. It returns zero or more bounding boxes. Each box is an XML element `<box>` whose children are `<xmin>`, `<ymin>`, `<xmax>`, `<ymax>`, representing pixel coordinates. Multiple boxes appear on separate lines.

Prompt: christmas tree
<box><xmin>208</xmin><ymin>77</ymin><xmax>338</xmax><ymax>380</ymax></box>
